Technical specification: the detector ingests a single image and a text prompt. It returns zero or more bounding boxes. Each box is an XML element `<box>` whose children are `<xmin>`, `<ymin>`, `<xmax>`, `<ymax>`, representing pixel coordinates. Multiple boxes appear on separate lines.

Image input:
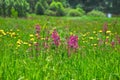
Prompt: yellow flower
<box><xmin>105</xmin><ymin>42</ymin><xmax>108</xmax><ymax>45</ymax></box>
<box><xmin>106</xmin><ymin>36</ymin><xmax>109</xmax><ymax>39</ymax></box>
<box><xmin>106</xmin><ymin>30</ymin><xmax>111</xmax><ymax>34</ymax></box>
<box><xmin>23</xmin><ymin>42</ymin><xmax>28</xmax><ymax>45</ymax></box>
<box><xmin>83</xmin><ymin>41</ymin><xmax>85</xmax><ymax>43</ymax></box>
<box><xmin>89</xmin><ymin>37</ymin><xmax>94</xmax><ymax>40</ymax></box>
<box><xmin>33</xmin><ymin>42</ymin><xmax>37</xmax><ymax>44</ymax></box>
<box><xmin>11</xmin><ymin>32</ymin><xmax>16</xmax><ymax>37</ymax></box>
<box><xmin>16</xmin><ymin>45</ymin><xmax>20</xmax><ymax>49</ymax></box>
<box><xmin>29</xmin><ymin>44</ymin><xmax>32</xmax><ymax>47</ymax></box>
<box><xmin>70</xmin><ymin>32</ymin><xmax>73</xmax><ymax>35</ymax></box>
<box><xmin>93</xmin><ymin>44</ymin><xmax>97</xmax><ymax>46</ymax></box>
<box><xmin>99</xmin><ymin>30</ymin><xmax>102</xmax><ymax>33</ymax></box>
<box><xmin>41</xmin><ymin>38</ymin><xmax>45</xmax><ymax>40</ymax></box>
<box><xmin>0</xmin><ymin>30</ymin><xmax>6</xmax><ymax>35</ymax></box>
<box><xmin>29</xmin><ymin>34</ymin><xmax>34</xmax><ymax>37</ymax></box>
<box><xmin>17</xmin><ymin>39</ymin><xmax>23</xmax><ymax>45</ymax></box>
<box><xmin>82</xmin><ymin>34</ymin><xmax>86</xmax><ymax>37</ymax></box>
<box><xmin>30</xmin><ymin>38</ymin><xmax>34</xmax><ymax>41</ymax></box>
<box><xmin>93</xmin><ymin>31</ymin><xmax>96</xmax><ymax>34</ymax></box>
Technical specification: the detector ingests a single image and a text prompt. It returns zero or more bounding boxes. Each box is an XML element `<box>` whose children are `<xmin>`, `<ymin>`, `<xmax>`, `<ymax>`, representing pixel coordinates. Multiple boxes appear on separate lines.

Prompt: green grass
<box><xmin>0</xmin><ymin>16</ymin><xmax>120</xmax><ymax>80</ymax></box>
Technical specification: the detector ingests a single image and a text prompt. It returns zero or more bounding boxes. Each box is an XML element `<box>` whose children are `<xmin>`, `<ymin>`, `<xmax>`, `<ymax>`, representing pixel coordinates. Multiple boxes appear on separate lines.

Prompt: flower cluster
<box><xmin>102</xmin><ymin>22</ymin><xmax>108</xmax><ymax>34</ymax></box>
<box><xmin>35</xmin><ymin>25</ymin><xmax>40</xmax><ymax>39</ymax></box>
<box><xmin>68</xmin><ymin>35</ymin><xmax>78</xmax><ymax>49</ymax></box>
<box><xmin>51</xmin><ymin>29</ymin><xmax>60</xmax><ymax>47</ymax></box>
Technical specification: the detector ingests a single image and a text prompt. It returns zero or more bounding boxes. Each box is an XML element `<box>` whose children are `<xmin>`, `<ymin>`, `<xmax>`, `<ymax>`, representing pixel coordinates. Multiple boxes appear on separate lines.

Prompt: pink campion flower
<box><xmin>35</xmin><ymin>25</ymin><xmax>40</xmax><ymax>39</ymax></box>
<box><xmin>111</xmin><ymin>40</ymin><xmax>115</xmax><ymax>47</ymax></box>
<box><xmin>35</xmin><ymin>25</ymin><xmax>40</xmax><ymax>33</ymax></box>
<box><xmin>102</xmin><ymin>22</ymin><xmax>108</xmax><ymax>33</ymax></box>
<box><xmin>68</xmin><ymin>35</ymin><xmax>78</xmax><ymax>49</ymax></box>
<box><xmin>34</xmin><ymin>42</ymin><xmax>39</xmax><ymax>51</ymax></box>
<box><xmin>51</xmin><ymin>29</ymin><xmax>60</xmax><ymax>46</ymax></box>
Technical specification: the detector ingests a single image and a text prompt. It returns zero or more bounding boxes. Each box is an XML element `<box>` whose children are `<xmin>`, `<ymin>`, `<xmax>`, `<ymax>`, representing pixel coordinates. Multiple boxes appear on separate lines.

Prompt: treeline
<box><xmin>0</xmin><ymin>0</ymin><xmax>120</xmax><ymax>17</ymax></box>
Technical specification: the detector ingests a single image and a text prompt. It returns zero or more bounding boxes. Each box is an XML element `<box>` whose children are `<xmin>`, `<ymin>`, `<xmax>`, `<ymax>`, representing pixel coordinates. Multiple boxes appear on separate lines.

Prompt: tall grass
<box><xmin>0</xmin><ymin>16</ymin><xmax>120</xmax><ymax>80</ymax></box>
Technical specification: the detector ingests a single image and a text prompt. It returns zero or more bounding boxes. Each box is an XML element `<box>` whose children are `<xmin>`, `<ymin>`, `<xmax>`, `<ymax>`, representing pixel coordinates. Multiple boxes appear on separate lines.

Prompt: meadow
<box><xmin>0</xmin><ymin>16</ymin><xmax>120</xmax><ymax>80</ymax></box>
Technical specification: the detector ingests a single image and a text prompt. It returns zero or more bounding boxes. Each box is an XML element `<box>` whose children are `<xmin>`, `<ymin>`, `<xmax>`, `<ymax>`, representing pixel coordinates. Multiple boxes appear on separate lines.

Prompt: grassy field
<box><xmin>0</xmin><ymin>16</ymin><xmax>120</xmax><ymax>80</ymax></box>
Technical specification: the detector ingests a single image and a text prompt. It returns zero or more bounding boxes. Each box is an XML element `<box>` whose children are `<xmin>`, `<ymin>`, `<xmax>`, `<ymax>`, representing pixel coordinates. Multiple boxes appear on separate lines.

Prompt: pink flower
<box><xmin>68</xmin><ymin>35</ymin><xmax>78</xmax><ymax>49</ymax></box>
<box><xmin>35</xmin><ymin>25</ymin><xmax>40</xmax><ymax>33</ymax></box>
<box><xmin>111</xmin><ymin>40</ymin><xmax>115</xmax><ymax>47</ymax></box>
<box><xmin>102</xmin><ymin>22</ymin><xmax>108</xmax><ymax>33</ymax></box>
<box><xmin>35</xmin><ymin>25</ymin><xmax>40</xmax><ymax>39</ymax></box>
<box><xmin>51</xmin><ymin>29</ymin><xmax>60</xmax><ymax>46</ymax></box>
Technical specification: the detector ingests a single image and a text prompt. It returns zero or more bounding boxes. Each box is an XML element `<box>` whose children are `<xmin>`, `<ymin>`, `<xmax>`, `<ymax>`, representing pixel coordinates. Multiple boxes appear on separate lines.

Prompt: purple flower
<box><xmin>35</xmin><ymin>25</ymin><xmax>40</xmax><ymax>39</ymax></box>
<box><xmin>51</xmin><ymin>29</ymin><xmax>60</xmax><ymax>46</ymax></box>
<box><xmin>68</xmin><ymin>35</ymin><xmax>78</xmax><ymax>49</ymax></box>
<box><xmin>35</xmin><ymin>25</ymin><xmax>40</xmax><ymax>33</ymax></box>
<box><xmin>102</xmin><ymin>22</ymin><xmax>108</xmax><ymax>33</ymax></box>
<box><xmin>111</xmin><ymin>40</ymin><xmax>115</xmax><ymax>47</ymax></box>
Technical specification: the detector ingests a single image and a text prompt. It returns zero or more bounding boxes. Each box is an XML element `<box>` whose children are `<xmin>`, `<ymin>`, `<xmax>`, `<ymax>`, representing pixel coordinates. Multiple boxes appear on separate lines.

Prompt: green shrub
<box><xmin>76</xmin><ymin>8</ymin><xmax>85</xmax><ymax>14</ymax></box>
<box><xmin>67</xmin><ymin>9</ymin><xmax>83</xmax><ymax>17</ymax></box>
<box><xmin>87</xmin><ymin>10</ymin><xmax>106</xmax><ymax>17</ymax></box>
<box><xmin>49</xmin><ymin>1</ymin><xmax>65</xmax><ymax>16</ymax></box>
<box><xmin>35</xmin><ymin>2</ymin><xmax>45</xmax><ymax>15</ymax></box>
<box><xmin>49</xmin><ymin>1</ymin><xmax>57</xmax><ymax>11</ymax></box>
<box><xmin>11</xmin><ymin>7</ymin><xmax>18</xmax><ymax>18</ymax></box>
<box><xmin>44</xmin><ymin>9</ymin><xmax>56</xmax><ymax>16</ymax></box>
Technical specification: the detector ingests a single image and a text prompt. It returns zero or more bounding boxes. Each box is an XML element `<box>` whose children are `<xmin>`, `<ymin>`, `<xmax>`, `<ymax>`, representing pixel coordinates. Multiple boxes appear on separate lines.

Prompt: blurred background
<box><xmin>0</xmin><ymin>0</ymin><xmax>120</xmax><ymax>17</ymax></box>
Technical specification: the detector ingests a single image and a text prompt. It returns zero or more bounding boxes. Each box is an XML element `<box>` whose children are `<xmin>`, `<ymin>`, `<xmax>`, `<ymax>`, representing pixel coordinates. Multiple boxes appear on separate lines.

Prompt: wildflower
<box><xmin>28</xmin><ymin>44</ymin><xmax>32</xmax><ymax>47</ymax></box>
<box><xmin>102</xmin><ymin>22</ymin><xmax>108</xmax><ymax>33</ymax></box>
<box><xmin>93</xmin><ymin>31</ymin><xmax>96</xmax><ymax>34</ymax></box>
<box><xmin>35</xmin><ymin>25</ymin><xmax>40</xmax><ymax>33</ymax></box>
<box><xmin>34</xmin><ymin>42</ymin><xmax>40</xmax><ymax>51</ymax></box>
<box><xmin>23</xmin><ymin>42</ymin><xmax>28</xmax><ymax>45</ymax></box>
<box><xmin>67</xmin><ymin>35</ymin><xmax>78</xmax><ymax>57</ymax></box>
<box><xmin>29</xmin><ymin>34</ymin><xmax>34</xmax><ymax>37</ymax></box>
<box><xmin>0</xmin><ymin>29</ymin><xmax>6</xmax><ymax>35</ymax></box>
<box><xmin>68</xmin><ymin>35</ymin><xmax>78</xmax><ymax>49</ymax></box>
<box><xmin>30</xmin><ymin>38</ymin><xmax>34</xmax><ymax>41</ymax></box>
<box><xmin>99</xmin><ymin>30</ymin><xmax>102</xmax><ymax>33</ymax></box>
<box><xmin>41</xmin><ymin>37</ymin><xmax>45</xmax><ymax>40</ymax></box>
<box><xmin>105</xmin><ymin>38</ymin><xmax>109</xmax><ymax>45</ymax></box>
<box><xmin>93</xmin><ymin>44</ymin><xmax>97</xmax><ymax>47</ymax></box>
<box><xmin>70</xmin><ymin>32</ymin><xmax>73</xmax><ymax>35</ymax></box>
<box><xmin>17</xmin><ymin>39</ymin><xmax>23</xmax><ymax>45</ymax></box>
<box><xmin>106</xmin><ymin>30</ymin><xmax>111</xmax><ymax>34</ymax></box>
<box><xmin>89</xmin><ymin>37</ymin><xmax>94</xmax><ymax>40</ymax></box>
<box><xmin>16</xmin><ymin>45</ymin><xmax>20</xmax><ymax>49</ymax></box>
<box><xmin>106</xmin><ymin>36</ymin><xmax>109</xmax><ymax>39</ymax></box>
<box><xmin>35</xmin><ymin>25</ymin><xmax>40</xmax><ymax>39</ymax></box>
<box><xmin>111</xmin><ymin>40</ymin><xmax>115</xmax><ymax>47</ymax></box>
<box><xmin>43</xmin><ymin>36</ymin><xmax>49</xmax><ymax>49</ymax></box>
<box><xmin>11</xmin><ymin>32</ymin><xmax>16</xmax><ymax>37</ymax></box>
<box><xmin>51</xmin><ymin>29</ymin><xmax>60</xmax><ymax>47</ymax></box>
<box><xmin>82</xmin><ymin>34</ymin><xmax>86</xmax><ymax>37</ymax></box>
